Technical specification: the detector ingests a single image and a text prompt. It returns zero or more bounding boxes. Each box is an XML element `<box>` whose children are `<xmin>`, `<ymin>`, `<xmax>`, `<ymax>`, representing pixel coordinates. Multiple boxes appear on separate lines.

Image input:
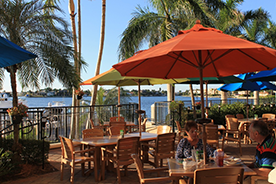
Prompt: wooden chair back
<box><xmin>266</xmin><ymin>121</ymin><xmax>276</xmax><ymax>137</ymax></box>
<box><xmin>82</xmin><ymin>128</ymin><xmax>104</xmax><ymax>139</ymax></box>
<box><xmin>131</xmin><ymin>153</ymin><xmax>176</xmax><ymax>184</ymax></box>
<box><xmin>110</xmin><ymin>116</ymin><xmax>125</xmax><ymax>122</ymax></box>
<box><xmin>116</xmin><ymin>137</ymin><xmax>140</xmax><ymax>164</ymax></box>
<box><xmin>108</xmin><ymin>125</ymin><xmax>126</xmax><ymax>136</ymax></box>
<box><xmin>205</xmin><ymin>124</ymin><xmax>219</xmax><ymax>149</ymax></box>
<box><xmin>157</xmin><ymin>125</ymin><xmax>171</xmax><ymax>134</ymax></box>
<box><xmin>59</xmin><ymin>136</ymin><xmax>96</xmax><ymax>182</ymax></box>
<box><xmin>194</xmin><ymin>167</ymin><xmax>244</xmax><ymax>184</ymax></box>
<box><xmin>236</xmin><ymin>114</ymin><xmax>245</xmax><ymax>119</ymax></box>
<box><xmin>262</xmin><ymin>113</ymin><xmax>276</xmax><ymax>120</ymax></box>
<box><xmin>225</xmin><ymin>115</ymin><xmax>235</xmax><ymax>129</ymax></box>
<box><xmin>60</xmin><ymin>136</ymin><xmax>74</xmax><ymax>161</ymax></box>
<box><xmin>226</xmin><ymin>117</ymin><xmax>240</xmax><ymax>131</ymax></box>
<box><xmin>110</xmin><ymin>121</ymin><xmax>126</xmax><ymax>127</ymax></box>
<box><xmin>155</xmin><ymin>133</ymin><xmax>176</xmax><ymax>162</ymax></box>
<box><xmin>141</xmin><ymin>118</ymin><xmax>148</xmax><ymax>132</ymax></box>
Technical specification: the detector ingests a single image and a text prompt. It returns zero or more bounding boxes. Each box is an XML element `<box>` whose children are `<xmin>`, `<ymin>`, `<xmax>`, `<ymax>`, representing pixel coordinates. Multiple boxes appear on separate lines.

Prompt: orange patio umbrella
<box><xmin>113</xmin><ymin>20</ymin><xmax>276</xmax><ymax>164</ymax></box>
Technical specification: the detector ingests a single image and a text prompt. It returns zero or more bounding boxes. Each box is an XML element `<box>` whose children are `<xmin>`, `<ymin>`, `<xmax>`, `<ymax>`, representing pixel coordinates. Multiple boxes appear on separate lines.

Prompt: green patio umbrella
<box><xmin>81</xmin><ymin>68</ymin><xmax>190</xmax><ymax>135</ymax></box>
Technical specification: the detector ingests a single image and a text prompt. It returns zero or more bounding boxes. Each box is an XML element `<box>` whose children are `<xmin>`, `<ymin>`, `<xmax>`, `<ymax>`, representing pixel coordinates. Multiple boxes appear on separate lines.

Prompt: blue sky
<box><xmin>3</xmin><ymin>0</ymin><xmax>276</xmax><ymax>92</ymax></box>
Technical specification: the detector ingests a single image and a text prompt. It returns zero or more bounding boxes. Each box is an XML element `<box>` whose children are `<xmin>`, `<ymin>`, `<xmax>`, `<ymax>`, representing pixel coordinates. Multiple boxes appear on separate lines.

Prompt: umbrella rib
<box><xmin>124</xmin><ymin>59</ymin><xmax>149</xmax><ymax>75</ymax></box>
<box><xmin>204</xmin><ymin>49</ymin><xmax>234</xmax><ymax>68</ymax></box>
<box><xmin>238</xmin><ymin>49</ymin><xmax>270</xmax><ymax>69</ymax></box>
<box><xmin>165</xmin><ymin>53</ymin><xmax>181</xmax><ymax>79</ymax></box>
<box><xmin>208</xmin><ymin>50</ymin><xmax>220</xmax><ymax>77</ymax></box>
<box><xmin>169</xmin><ymin>52</ymin><xmax>198</xmax><ymax>68</ymax></box>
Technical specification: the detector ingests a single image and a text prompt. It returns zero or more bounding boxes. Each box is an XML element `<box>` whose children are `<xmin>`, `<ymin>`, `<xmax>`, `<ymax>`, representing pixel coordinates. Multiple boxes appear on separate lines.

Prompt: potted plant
<box><xmin>195</xmin><ymin>102</ymin><xmax>201</xmax><ymax>110</ymax></box>
<box><xmin>7</xmin><ymin>103</ymin><xmax>28</xmax><ymax>124</ymax></box>
<box><xmin>75</xmin><ymin>89</ymin><xmax>85</xmax><ymax>100</ymax></box>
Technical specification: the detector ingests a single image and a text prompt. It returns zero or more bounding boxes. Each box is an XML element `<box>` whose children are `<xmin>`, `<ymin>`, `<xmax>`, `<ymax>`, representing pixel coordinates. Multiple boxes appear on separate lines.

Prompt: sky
<box><xmin>2</xmin><ymin>0</ymin><xmax>276</xmax><ymax>93</ymax></box>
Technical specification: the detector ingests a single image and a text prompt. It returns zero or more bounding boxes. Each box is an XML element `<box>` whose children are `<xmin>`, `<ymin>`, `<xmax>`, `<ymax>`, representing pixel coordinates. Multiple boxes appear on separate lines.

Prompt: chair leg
<box><xmin>70</xmin><ymin>164</ymin><xmax>75</xmax><ymax>184</ymax></box>
<box><xmin>116</xmin><ymin>166</ymin><xmax>121</xmax><ymax>184</ymax></box>
<box><xmin>60</xmin><ymin>162</ymin><xmax>64</xmax><ymax>181</ymax></box>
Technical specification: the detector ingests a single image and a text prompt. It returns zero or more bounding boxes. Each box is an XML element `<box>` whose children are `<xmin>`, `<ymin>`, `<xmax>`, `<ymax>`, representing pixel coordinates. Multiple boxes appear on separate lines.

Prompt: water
<box><xmin>18</xmin><ymin>95</ymin><xmax>241</xmax><ymax>118</ymax></box>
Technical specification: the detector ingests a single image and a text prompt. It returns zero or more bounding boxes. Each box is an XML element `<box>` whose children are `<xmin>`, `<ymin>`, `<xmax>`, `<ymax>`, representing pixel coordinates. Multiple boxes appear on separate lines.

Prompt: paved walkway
<box><xmin>2</xmin><ymin>128</ymin><xmax>257</xmax><ymax>184</ymax></box>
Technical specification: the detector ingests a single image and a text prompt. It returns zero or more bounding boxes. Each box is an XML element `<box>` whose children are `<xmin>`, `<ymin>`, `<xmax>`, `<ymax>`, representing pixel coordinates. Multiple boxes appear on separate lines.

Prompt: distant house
<box><xmin>259</xmin><ymin>91</ymin><xmax>269</xmax><ymax>97</ymax></box>
<box><xmin>47</xmin><ymin>91</ymin><xmax>55</xmax><ymax>97</ymax></box>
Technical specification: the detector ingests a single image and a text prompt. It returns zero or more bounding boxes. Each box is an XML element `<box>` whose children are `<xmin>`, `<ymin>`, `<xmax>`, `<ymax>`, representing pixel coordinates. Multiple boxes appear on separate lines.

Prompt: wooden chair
<box><xmin>194</xmin><ymin>167</ymin><xmax>244</xmax><ymax>184</ymax></box>
<box><xmin>108</xmin><ymin>125</ymin><xmax>126</xmax><ymax>136</ymax></box>
<box><xmin>262</xmin><ymin>113</ymin><xmax>276</xmax><ymax>120</ymax></box>
<box><xmin>82</xmin><ymin>128</ymin><xmax>104</xmax><ymax>138</ymax></box>
<box><xmin>131</xmin><ymin>153</ymin><xmax>178</xmax><ymax>184</ymax></box>
<box><xmin>59</xmin><ymin>136</ymin><xmax>96</xmax><ymax>183</ymax></box>
<box><xmin>205</xmin><ymin>124</ymin><xmax>219</xmax><ymax>149</ymax></box>
<box><xmin>141</xmin><ymin>118</ymin><xmax>148</xmax><ymax>132</ymax></box>
<box><xmin>102</xmin><ymin>137</ymin><xmax>140</xmax><ymax>184</ymax></box>
<box><xmin>146</xmin><ymin>133</ymin><xmax>176</xmax><ymax>167</ymax></box>
<box><xmin>266</xmin><ymin>120</ymin><xmax>276</xmax><ymax>138</ymax></box>
<box><xmin>236</xmin><ymin>114</ymin><xmax>245</xmax><ymax>119</ymax></box>
<box><xmin>239</xmin><ymin>122</ymin><xmax>252</xmax><ymax>144</ymax></box>
<box><xmin>222</xmin><ymin>117</ymin><xmax>243</xmax><ymax>156</ymax></box>
<box><xmin>156</xmin><ymin>125</ymin><xmax>171</xmax><ymax>134</ymax></box>
<box><xmin>175</xmin><ymin>121</ymin><xmax>185</xmax><ymax>137</ymax></box>
<box><xmin>110</xmin><ymin>116</ymin><xmax>125</xmax><ymax>122</ymax></box>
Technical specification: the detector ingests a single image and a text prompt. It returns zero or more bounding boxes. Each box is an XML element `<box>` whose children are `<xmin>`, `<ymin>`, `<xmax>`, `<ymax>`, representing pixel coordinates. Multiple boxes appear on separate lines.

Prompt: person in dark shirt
<box><xmin>176</xmin><ymin>121</ymin><xmax>214</xmax><ymax>159</ymax></box>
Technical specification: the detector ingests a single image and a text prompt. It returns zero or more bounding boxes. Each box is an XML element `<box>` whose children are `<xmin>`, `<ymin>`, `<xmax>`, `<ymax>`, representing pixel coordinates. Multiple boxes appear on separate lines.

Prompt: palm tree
<box><xmin>0</xmin><ymin>0</ymin><xmax>80</xmax><ymax>151</ymax></box>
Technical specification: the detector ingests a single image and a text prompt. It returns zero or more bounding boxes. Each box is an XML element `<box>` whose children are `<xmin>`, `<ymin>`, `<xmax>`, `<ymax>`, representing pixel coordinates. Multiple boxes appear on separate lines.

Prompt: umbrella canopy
<box><xmin>218</xmin><ymin>73</ymin><xmax>276</xmax><ymax>92</ymax></box>
<box><xmin>80</xmin><ymin>68</ymin><xmax>189</xmax><ymax>86</ymax></box>
<box><xmin>218</xmin><ymin>72</ymin><xmax>276</xmax><ymax>119</ymax></box>
<box><xmin>80</xmin><ymin>68</ymin><xmax>189</xmax><ymax>134</ymax></box>
<box><xmin>113</xmin><ymin>20</ymin><xmax>276</xmax><ymax>164</ymax></box>
<box><xmin>248</xmin><ymin>67</ymin><xmax>276</xmax><ymax>82</ymax></box>
<box><xmin>182</xmin><ymin>75</ymin><xmax>243</xmax><ymax>110</ymax></box>
<box><xmin>0</xmin><ymin>36</ymin><xmax>37</xmax><ymax>67</ymax></box>
<box><xmin>113</xmin><ymin>20</ymin><xmax>276</xmax><ymax>118</ymax></box>
<box><xmin>183</xmin><ymin>76</ymin><xmax>244</xmax><ymax>85</ymax></box>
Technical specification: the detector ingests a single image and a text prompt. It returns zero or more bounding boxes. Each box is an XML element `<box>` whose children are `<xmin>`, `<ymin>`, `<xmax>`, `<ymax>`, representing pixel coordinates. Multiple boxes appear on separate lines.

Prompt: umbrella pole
<box><xmin>138</xmin><ymin>80</ymin><xmax>142</xmax><ymax>137</ymax></box>
<box><xmin>246</xmin><ymin>90</ymin><xmax>249</xmax><ymax>120</ymax></box>
<box><xmin>118</xmin><ymin>87</ymin><xmax>121</xmax><ymax>116</ymax></box>
<box><xmin>199</xmin><ymin>66</ymin><xmax>207</xmax><ymax>165</ymax></box>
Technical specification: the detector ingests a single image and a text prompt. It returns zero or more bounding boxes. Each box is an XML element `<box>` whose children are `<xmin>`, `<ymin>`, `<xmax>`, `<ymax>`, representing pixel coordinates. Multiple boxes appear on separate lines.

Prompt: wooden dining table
<box><xmin>74</xmin><ymin>132</ymin><xmax>158</xmax><ymax>181</ymax></box>
<box><xmin>167</xmin><ymin>158</ymin><xmax>257</xmax><ymax>178</ymax></box>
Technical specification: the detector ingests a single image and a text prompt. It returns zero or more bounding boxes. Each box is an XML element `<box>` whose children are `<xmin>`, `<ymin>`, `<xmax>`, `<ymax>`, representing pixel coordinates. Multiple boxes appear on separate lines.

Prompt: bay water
<box><xmin>20</xmin><ymin>96</ymin><xmax>242</xmax><ymax>118</ymax></box>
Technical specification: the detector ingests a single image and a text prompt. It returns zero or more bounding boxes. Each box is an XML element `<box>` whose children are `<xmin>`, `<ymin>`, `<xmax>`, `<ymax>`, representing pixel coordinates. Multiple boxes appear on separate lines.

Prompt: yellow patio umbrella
<box><xmin>80</xmin><ymin>68</ymin><xmax>189</xmax><ymax>135</ymax></box>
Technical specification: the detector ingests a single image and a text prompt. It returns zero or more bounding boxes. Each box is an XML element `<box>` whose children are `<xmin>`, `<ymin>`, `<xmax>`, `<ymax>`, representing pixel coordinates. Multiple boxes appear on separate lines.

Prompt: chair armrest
<box><xmin>74</xmin><ymin>148</ymin><xmax>95</xmax><ymax>154</ymax></box>
<box><xmin>142</xmin><ymin>177</ymin><xmax>173</xmax><ymax>183</ymax></box>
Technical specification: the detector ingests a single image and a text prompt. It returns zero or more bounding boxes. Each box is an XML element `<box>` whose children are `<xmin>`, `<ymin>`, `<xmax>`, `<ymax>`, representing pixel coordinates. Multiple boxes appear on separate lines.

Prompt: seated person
<box><xmin>176</xmin><ymin>121</ymin><xmax>214</xmax><ymax>159</ymax></box>
<box><xmin>244</xmin><ymin>120</ymin><xmax>276</xmax><ymax>184</ymax></box>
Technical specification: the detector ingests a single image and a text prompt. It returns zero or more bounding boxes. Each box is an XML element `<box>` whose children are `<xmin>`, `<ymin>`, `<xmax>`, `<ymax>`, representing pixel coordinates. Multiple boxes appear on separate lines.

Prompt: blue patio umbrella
<box><xmin>218</xmin><ymin>72</ymin><xmax>276</xmax><ymax>118</ymax></box>
<box><xmin>218</xmin><ymin>73</ymin><xmax>276</xmax><ymax>92</ymax></box>
<box><xmin>0</xmin><ymin>36</ymin><xmax>37</xmax><ymax>68</ymax></box>
<box><xmin>248</xmin><ymin>67</ymin><xmax>276</xmax><ymax>82</ymax></box>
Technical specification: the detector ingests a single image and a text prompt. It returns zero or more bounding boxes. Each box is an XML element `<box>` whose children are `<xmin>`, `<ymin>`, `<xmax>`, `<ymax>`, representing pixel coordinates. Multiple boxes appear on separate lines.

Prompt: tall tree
<box><xmin>88</xmin><ymin>0</ymin><xmax>106</xmax><ymax>128</ymax></box>
<box><xmin>0</xmin><ymin>0</ymin><xmax>80</xmax><ymax>151</ymax></box>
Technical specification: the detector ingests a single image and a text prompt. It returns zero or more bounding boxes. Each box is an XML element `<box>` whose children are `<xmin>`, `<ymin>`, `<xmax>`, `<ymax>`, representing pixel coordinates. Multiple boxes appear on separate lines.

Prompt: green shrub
<box><xmin>0</xmin><ymin>139</ymin><xmax>50</xmax><ymax>165</ymax></box>
<box><xmin>0</xmin><ymin>148</ymin><xmax>17</xmax><ymax>177</ymax></box>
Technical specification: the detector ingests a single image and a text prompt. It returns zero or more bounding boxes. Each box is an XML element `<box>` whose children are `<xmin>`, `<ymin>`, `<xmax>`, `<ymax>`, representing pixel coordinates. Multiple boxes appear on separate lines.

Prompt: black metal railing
<box><xmin>0</xmin><ymin>103</ymin><xmax>139</xmax><ymax>142</ymax></box>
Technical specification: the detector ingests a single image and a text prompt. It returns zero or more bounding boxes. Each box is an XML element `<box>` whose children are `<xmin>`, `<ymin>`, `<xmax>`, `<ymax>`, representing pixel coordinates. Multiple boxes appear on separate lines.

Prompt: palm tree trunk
<box><xmin>7</xmin><ymin>65</ymin><xmax>22</xmax><ymax>160</ymax></box>
<box><xmin>189</xmin><ymin>84</ymin><xmax>196</xmax><ymax>119</ymax></box>
<box><xmin>87</xmin><ymin>0</ymin><xmax>106</xmax><ymax>128</ymax></box>
<box><xmin>69</xmin><ymin>0</ymin><xmax>78</xmax><ymax>139</ymax></box>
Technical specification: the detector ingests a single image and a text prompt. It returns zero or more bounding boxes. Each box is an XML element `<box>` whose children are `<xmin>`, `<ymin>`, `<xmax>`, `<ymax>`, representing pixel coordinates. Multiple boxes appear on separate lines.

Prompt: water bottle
<box><xmin>120</xmin><ymin>129</ymin><xmax>124</xmax><ymax>138</ymax></box>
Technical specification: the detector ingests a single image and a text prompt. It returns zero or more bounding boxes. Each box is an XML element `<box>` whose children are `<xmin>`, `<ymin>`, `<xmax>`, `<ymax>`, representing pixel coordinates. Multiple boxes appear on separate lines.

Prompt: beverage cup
<box><xmin>183</xmin><ymin>158</ymin><xmax>188</xmax><ymax>169</ymax></box>
<box><xmin>217</xmin><ymin>150</ymin><xmax>224</xmax><ymax>167</ymax></box>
